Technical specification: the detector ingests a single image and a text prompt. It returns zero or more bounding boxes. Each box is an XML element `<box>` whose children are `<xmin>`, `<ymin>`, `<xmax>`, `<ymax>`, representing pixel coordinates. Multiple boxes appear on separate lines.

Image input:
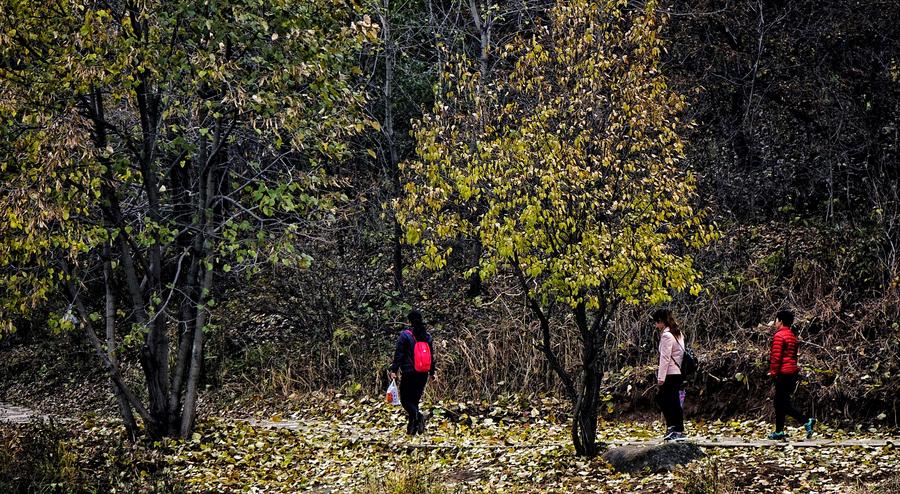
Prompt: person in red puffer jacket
<box><xmin>767</xmin><ymin>310</ymin><xmax>816</xmax><ymax>440</ymax></box>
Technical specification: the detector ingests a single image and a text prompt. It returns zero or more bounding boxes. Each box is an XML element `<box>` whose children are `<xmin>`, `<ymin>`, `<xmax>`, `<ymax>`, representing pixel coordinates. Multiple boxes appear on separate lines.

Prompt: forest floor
<box><xmin>3</xmin><ymin>335</ymin><xmax>900</xmax><ymax>492</ymax></box>
<box><xmin>3</xmin><ymin>396</ymin><xmax>900</xmax><ymax>493</ymax></box>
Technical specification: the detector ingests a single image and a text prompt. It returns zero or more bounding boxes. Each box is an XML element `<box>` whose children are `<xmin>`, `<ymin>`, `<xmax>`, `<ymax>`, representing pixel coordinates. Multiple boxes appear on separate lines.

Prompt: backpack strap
<box><xmin>671</xmin><ymin>335</ymin><xmax>686</xmax><ymax>370</ymax></box>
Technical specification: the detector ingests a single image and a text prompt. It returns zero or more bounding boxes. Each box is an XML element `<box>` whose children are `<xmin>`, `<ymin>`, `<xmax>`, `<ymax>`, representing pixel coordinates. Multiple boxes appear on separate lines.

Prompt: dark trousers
<box><xmin>399</xmin><ymin>371</ymin><xmax>428</xmax><ymax>429</ymax></box>
<box><xmin>656</xmin><ymin>374</ymin><xmax>684</xmax><ymax>432</ymax></box>
<box><xmin>774</xmin><ymin>374</ymin><xmax>808</xmax><ymax>432</ymax></box>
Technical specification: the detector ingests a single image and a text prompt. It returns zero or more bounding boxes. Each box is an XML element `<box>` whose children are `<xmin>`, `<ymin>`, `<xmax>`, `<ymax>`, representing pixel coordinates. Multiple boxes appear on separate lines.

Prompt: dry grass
<box><xmin>356</xmin><ymin>458</ymin><xmax>462</xmax><ymax>494</ymax></box>
<box><xmin>678</xmin><ymin>458</ymin><xmax>740</xmax><ymax>494</ymax></box>
<box><xmin>846</xmin><ymin>475</ymin><xmax>900</xmax><ymax>494</ymax></box>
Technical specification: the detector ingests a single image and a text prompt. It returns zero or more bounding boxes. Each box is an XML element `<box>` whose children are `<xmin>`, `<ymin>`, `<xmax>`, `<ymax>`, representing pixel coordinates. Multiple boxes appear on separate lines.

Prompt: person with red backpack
<box><xmin>389</xmin><ymin>310</ymin><xmax>435</xmax><ymax>436</ymax></box>
<box><xmin>767</xmin><ymin>309</ymin><xmax>816</xmax><ymax>440</ymax></box>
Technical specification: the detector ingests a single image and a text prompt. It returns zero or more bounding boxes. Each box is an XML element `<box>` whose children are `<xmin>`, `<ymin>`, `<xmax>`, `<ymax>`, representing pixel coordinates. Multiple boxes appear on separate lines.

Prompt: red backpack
<box><xmin>404</xmin><ymin>330</ymin><xmax>432</xmax><ymax>373</ymax></box>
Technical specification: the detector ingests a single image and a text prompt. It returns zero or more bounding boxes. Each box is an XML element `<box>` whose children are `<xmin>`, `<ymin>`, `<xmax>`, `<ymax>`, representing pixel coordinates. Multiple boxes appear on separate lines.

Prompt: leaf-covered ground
<box><xmin>21</xmin><ymin>395</ymin><xmax>895</xmax><ymax>493</ymax></box>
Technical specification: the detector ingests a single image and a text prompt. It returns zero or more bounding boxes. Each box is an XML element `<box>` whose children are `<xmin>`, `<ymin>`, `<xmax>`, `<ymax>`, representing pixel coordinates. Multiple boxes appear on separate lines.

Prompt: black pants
<box><xmin>399</xmin><ymin>371</ymin><xmax>428</xmax><ymax>430</ymax></box>
<box><xmin>774</xmin><ymin>374</ymin><xmax>808</xmax><ymax>432</ymax></box>
<box><xmin>656</xmin><ymin>374</ymin><xmax>684</xmax><ymax>433</ymax></box>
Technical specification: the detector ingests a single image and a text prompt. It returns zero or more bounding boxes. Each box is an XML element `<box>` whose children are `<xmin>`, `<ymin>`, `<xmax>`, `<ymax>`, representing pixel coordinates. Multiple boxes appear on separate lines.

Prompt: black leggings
<box><xmin>656</xmin><ymin>374</ymin><xmax>684</xmax><ymax>432</ymax></box>
<box><xmin>399</xmin><ymin>371</ymin><xmax>428</xmax><ymax>427</ymax></box>
<box><xmin>774</xmin><ymin>374</ymin><xmax>808</xmax><ymax>432</ymax></box>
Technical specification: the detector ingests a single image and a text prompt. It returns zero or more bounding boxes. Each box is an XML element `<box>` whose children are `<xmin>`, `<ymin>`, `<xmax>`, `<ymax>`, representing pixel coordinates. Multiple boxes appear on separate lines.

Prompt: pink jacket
<box><xmin>658</xmin><ymin>328</ymin><xmax>685</xmax><ymax>382</ymax></box>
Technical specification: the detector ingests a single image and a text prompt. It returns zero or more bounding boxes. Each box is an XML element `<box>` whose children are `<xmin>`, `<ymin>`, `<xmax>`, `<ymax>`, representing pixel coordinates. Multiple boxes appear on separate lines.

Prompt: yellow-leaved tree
<box><xmin>397</xmin><ymin>0</ymin><xmax>716</xmax><ymax>456</ymax></box>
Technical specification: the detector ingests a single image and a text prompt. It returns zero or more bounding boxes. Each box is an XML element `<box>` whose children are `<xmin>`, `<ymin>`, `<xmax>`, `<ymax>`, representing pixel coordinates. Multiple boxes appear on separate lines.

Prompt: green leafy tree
<box><xmin>397</xmin><ymin>0</ymin><xmax>716</xmax><ymax>456</ymax></box>
<box><xmin>0</xmin><ymin>0</ymin><xmax>378</xmax><ymax>439</ymax></box>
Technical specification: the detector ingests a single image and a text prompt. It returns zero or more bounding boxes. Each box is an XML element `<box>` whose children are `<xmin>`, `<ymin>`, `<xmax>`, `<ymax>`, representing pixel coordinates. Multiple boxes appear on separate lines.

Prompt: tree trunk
<box><xmin>425</xmin><ymin>0</ymin><xmax>448</xmax><ymax>97</ymax></box>
<box><xmin>130</xmin><ymin>14</ymin><xmax>171</xmax><ymax>438</ymax></box>
<box><xmin>168</xmin><ymin>250</ymin><xmax>200</xmax><ymax>433</ymax></box>
<box><xmin>570</xmin><ymin>303</ymin><xmax>606</xmax><ymax>457</ymax></box>
<box><xmin>467</xmin><ymin>241</ymin><xmax>483</xmax><ymax>297</ymax></box>
<box><xmin>393</xmin><ymin>218</ymin><xmax>404</xmax><ymax>293</ymax></box>
<box><xmin>515</xmin><ymin>261</ymin><xmax>616</xmax><ymax>457</ymax></box>
<box><xmin>465</xmin><ymin>0</ymin><xmax>491</xmax><ymax>298</ymax></box>
<box><xmin>382</xmin><ymin>0</ymin><xmax>404</xmax><ymax>294</ymax></box>
<box><xmin>85</xmin><ymin>89</ymin><xmax>146</xmax><ymax>439</ymax></box>
<box><xmin>104</xmin><ymin>248</ymin><xmax>138</xmax><ymax>441</ymax></box>
<box><xmin>572</xmin><ymin>372</ymin><xmax>600</xmax><ymax>457</ymax></box>
<box><xmin>179</xmin><ymin>265</ymin><xmax>214</xmax><ymax>437</ymax></box>
<box><xmin>178</xmin><ymin>104</ymin><xmax>222</xmax><ymax>437</ymax></box>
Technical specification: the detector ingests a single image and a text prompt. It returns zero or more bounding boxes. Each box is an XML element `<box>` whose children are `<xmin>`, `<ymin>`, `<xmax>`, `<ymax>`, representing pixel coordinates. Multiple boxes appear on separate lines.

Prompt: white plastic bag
<box><xmin>386</xmin><ymin>379</ymin><xmax>401</xmax><ymax>406</ymax></box>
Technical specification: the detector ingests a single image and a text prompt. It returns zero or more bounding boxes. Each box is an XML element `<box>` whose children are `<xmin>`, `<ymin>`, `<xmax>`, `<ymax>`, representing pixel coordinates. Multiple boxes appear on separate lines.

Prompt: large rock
<box><xmin>602</xmin><ymin>442</ymin><xmax>705</xmax><ymax>473</ymax></box>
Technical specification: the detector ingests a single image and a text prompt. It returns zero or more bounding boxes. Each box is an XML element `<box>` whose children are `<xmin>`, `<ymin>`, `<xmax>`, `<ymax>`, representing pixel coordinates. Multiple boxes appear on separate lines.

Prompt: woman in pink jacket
<box><xmin>653</xmin><ymin>309</ymin><xmax>686</xmax><ymax>441</ymax></box>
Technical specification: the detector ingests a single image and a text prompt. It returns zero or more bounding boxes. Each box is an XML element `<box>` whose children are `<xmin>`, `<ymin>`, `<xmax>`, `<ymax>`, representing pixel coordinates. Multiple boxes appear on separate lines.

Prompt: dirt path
<box><xmin>246</xmin><ymin>417</ymin><xmax>899</xmax><ymax>449</ymax></box>
<box><xmin>0</xmin><ymin>402</ymin><xmax>50</xmax><ymax>424</ymax></box>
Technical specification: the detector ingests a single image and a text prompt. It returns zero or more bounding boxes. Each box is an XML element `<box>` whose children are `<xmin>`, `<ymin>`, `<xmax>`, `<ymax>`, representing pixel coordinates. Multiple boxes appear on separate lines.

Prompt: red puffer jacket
<box><xmin>769</xmin><ymin>326</ymin><xmax>800</xmax><ymax>375</ymax></box>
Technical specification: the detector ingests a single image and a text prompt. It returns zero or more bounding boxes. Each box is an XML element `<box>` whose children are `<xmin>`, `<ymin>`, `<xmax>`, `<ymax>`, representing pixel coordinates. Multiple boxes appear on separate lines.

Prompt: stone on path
<box><xmin>603</xmin><ymin>441</ymin><xmax>705</xmax><ymax>473</ymax></box>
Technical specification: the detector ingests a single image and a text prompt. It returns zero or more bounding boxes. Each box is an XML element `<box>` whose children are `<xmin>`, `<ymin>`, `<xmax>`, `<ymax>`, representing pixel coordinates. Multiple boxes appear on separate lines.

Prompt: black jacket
<box><xmin>390</xmin><ymin>329</ymin><xmax>435</xmax><ymax>374</ymax></box>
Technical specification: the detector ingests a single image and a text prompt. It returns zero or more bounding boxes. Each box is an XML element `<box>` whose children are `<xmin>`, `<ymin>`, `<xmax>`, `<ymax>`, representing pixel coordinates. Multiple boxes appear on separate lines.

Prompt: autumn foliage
<box><xmin>397</xmin><ymin>0</ymin><xmax>715</xmax><ymax>455</ymax></box>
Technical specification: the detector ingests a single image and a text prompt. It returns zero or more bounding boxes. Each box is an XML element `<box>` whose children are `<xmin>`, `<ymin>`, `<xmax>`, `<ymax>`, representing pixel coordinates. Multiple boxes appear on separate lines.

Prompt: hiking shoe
<box><xmin>662</xmin><ymin>427</ymin><xmax>675</xmax><ymax>441</ymax></box>
<box><xmin>664</xmin><ymin>430</ymin><xmax>679</xmax><ymax>441</ymax></box>
<box><xmin>804</xmin><ymin>418</ymin><xmax>816</xmax><ymax>439</ymax></box>
<box><xmin>416</xmin><ymin>413</ymin><xmax>426</xmax><ymax>435</ymax></box>
<box><xmin>767</xmin><ymin>431</ymin><xmax>787</xmax><ymax>441</ymax></box>
<box><xmin>672</xmin><ymin>432</ymin><xmax>688</xmax><ymax>442</ymax></box>
<box><xmin>406</xmin><ymin>419</ymin><xmax>416</xmax><ymax>436</ymax></box>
